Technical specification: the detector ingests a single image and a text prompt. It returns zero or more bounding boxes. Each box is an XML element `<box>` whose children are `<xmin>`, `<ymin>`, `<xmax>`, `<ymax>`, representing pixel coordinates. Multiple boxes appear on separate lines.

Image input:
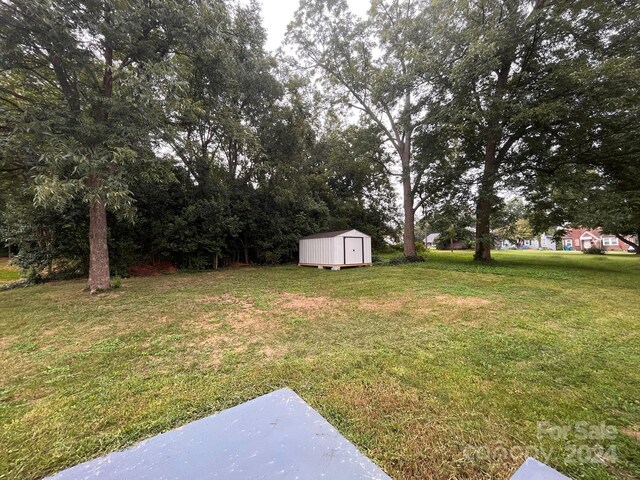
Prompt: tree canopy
<box><xmin>1</xmin><ymin>0</ymin><xmax>638</xmax><ymax>287</ymax></box>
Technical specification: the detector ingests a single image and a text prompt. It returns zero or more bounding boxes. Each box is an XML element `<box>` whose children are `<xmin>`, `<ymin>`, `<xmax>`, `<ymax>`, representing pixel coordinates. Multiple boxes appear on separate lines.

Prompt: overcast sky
<box><xmin>260</xmin><ymin>0</ymin><xmax>371</xmax><ymax>52</ymax></box>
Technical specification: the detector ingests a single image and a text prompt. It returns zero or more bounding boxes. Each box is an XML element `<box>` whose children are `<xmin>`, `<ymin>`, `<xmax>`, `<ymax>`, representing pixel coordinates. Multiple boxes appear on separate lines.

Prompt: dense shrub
<box><xmin>390</xmin><ymin>243</ymin><xmax>404</xmax><ymax>252</ymax></box>
<box><xmin>1</xmin><ymin>200</ymin><xmax>89</xmax><ymax>280</ymax></box>
<box><xmin>375</xmin><ymin>244</ymin><xmax>396</xmax><ymax>254</ymax></box>
<box><xmin>583</xmin><ymin>246</ymin><xmax>606</xmax><ymax>255</ymax></box>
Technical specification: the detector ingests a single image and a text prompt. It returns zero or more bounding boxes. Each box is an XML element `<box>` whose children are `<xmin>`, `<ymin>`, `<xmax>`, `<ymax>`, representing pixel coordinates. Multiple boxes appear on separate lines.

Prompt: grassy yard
<box><xmin>0</xmin><ymin>258</ymin><xmax>20</xmax><ymax>284</ymax></box>
<box><xmin>1</xmin><ymin>251</ymin><xmax>639</xmax><ymax>479</ymax></box>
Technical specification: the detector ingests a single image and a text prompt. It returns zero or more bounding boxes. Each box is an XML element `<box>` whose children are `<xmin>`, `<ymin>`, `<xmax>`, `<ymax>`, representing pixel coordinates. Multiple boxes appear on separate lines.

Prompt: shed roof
<box><xmin>301</xmin><ymin>230</ymin><xmax>352</xmax><ymax>239</ymax></box>
<box><xmin>302</xmin><ymin>229</ymin><xmax>372</xmax><ymax>239</ymax></box>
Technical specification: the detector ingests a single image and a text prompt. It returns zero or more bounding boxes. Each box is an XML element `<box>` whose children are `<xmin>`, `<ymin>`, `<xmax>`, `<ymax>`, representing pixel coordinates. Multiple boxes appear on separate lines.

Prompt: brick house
<box><xmin>561</xmin><ymin>227</ymin><xmax>637</xmax><ymax>252</ymax></box>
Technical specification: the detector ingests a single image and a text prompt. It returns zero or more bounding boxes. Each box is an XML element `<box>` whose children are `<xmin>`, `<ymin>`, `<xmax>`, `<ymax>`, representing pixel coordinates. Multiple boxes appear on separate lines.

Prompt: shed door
<box><xmin>344</xmin><ymin>237</ymin><xmax>363</xmax><ymax>265</ymax></box>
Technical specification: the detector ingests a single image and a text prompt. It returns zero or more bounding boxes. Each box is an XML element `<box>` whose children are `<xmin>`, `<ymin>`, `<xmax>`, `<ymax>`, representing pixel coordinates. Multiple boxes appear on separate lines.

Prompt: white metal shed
<box><xmin>299</xmin><ymin>230</ymin><xmax>372</xmax><ymax>270</ymax></box>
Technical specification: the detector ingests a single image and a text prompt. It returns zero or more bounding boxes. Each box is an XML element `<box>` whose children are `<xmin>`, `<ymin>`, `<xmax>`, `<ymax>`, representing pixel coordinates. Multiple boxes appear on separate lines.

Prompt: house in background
<box><xmin>428</xmin><ymin>230</ymin><xmax>557</xmax><ymax>250</ymax></box>
<box><xmin>499</xmin><ymin>233</ymin><xmax>557</xmax><ymax>250</ymax></box>
<box><xmin>425</xmin><ymin>233</ymin><xmax>439</xmax><ymax>248</ymax></box>
<box><xmin>561</xmin><ymin>227</ymin><xmax>637</xmax><ymax>252</ymax></box>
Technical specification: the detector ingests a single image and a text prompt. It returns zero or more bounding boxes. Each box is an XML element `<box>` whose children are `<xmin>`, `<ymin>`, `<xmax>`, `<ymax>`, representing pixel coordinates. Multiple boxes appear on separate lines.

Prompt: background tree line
<box><xmin>289</xmin><ymin>0</ymin><xmax>640</xmax><ymax>259</ymax></box>
<box><xmin>1</xmin><ymin>0</ymin><xmax>638</xmax><ymax>291</ymax></box>
<box><xmin>0</xmin><ymin>0</ymin><xmax>398</xmax><ymax>291</ymax></box>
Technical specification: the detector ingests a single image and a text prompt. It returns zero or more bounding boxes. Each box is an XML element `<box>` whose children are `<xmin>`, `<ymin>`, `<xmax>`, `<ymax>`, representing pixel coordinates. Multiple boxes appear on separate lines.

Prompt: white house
<box><xmin>299</xmin><ymin>230</ymin><xmax>372</xmax><ymax>270</ymax></box>
<box><xmin>425</xmin><ymin>233</ymin><xmax>439</xmax><ymax>247</ymax></box>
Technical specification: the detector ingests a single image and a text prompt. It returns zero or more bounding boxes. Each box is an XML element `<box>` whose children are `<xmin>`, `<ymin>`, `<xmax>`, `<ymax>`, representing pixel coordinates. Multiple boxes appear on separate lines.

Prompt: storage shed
<box><xmin>299</xmin><ymin>230</ymin><xmax>372</xmax><ymax>270</ymax></box>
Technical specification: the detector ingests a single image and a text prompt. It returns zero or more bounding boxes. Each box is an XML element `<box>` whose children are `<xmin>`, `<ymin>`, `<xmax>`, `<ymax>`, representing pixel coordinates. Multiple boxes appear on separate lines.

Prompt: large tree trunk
<box><xmin>401</xmin><ymin>144</ymin><xmax>416</xmax><ymax>257</ymax></box>
<box><xmin>474</xmin><ymin>141</ymin><xmax>498</xmax><ymax>261</ymax></box>
<box><xmin>87</xmin><ymin>197</ymin><xmax>110</xmax><ymax>293</ymax></box>
<box><xmin>474</xmin><ymin>59</ymin><xmax>511</xmax><ymax>262</ymax></box>
<box><xmin>86</xmin><ymin>24</ymin><xmax>113</xmax><ymax>293</ymax></box>
<box><xmin>472</xmin><ymin>3</ymin><xmax>548</xmax><ymax>261</ymax></box>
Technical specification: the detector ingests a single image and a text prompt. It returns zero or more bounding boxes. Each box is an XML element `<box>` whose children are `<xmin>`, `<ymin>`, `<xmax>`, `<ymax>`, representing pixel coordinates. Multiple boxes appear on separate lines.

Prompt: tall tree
<box><xmin>0</xmin><ymin>0</ymin><xmax>199</xmax><ymax>291</ymax></box>
<box><xmin>428</xmin><ymin>0</ymin><xmax>559</xmax><ymax>261</ymax></box>
<box><xmin>166</xmin><ymin>0</ymin><xmax>284</xmax><ymax>263</ymax></box>
<box><xmin>288</xmin><ymin>0</ymin><xmax>433</xmax><ymax>257</ymax></box>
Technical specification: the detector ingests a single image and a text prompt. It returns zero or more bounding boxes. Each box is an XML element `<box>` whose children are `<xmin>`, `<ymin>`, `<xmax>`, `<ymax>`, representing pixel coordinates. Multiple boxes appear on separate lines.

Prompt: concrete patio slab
<box><xmin>47</xmin><ymin>388</ymin><xmax>390</xmax><ymax>480</ymax></box>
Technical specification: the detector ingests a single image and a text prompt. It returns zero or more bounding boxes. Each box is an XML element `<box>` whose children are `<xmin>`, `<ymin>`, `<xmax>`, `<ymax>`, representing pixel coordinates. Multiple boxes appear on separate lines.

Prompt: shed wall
<box><xmin>333</xmin><ymin>236</ymin><xmax>344</xmax><ymax>264</ymax></box>
<box><xmin>299</xmin><ymin>230</ymin><xmax>372</xmax><ymax>266</ymax></box>
<box><xmin>363</xmin><ymin>236</ymin><xmax>372</xmax><ymax>263</ymax></box>
<box><xmin>299</xmin><ymin>238</ymin><xmax>336</xmax><ymax>265</ymax></box>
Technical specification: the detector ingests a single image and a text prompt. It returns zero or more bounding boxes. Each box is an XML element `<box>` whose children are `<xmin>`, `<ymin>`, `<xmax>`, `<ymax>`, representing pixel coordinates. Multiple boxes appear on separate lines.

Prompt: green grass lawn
<box><xmin>0</xmin><ymin>257</ymin><xmax>20</xmax><ymax>284</ymax></box>
<box><xmin>1</xmin><ymin>251</ymin><xmax>639</xmax><ymax>479</ymax></box>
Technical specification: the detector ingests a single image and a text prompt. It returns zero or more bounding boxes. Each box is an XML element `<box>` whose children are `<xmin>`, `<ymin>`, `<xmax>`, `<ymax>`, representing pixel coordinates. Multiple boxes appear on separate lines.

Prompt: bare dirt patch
<box><xmin>198</xmin><ymin>294</ymin><xmax>273</xmax><ymax>334</ymax></box>
<box><xmin>358</xmin><ymin>298</ymin><xmax>405</xmax><ymax>313</ymax></box>
<box><xmin>357</xmin><ymin>293</ymin><xmax>493</xmax><ymax>323</ymax></box>
<box><xmin>192</xmin><ymin>294</ymin><xmax>283</xmax><ymax>365</ymax></box>
<box><xmin>624</xmin><ymin>428</ymin><xmax>640</xmax><ymax>442</ymax></box>
<box><xmin>0</xmin><ymin>334</ymin><xmax>17</xmax><ymax>350</ymax></box>
<box><xmin>201</xmin><ymin>292</ymin><xmax>337</xmax><ymax>332</ymax></box>
<box><xmin>227</xmin><ymin>310</ymin><xmax>273</xmax><ymax>335</ymax></box>
<box><xmin>273</xmin><ymin>292</ymin><xmax>330</xmax><ymax>311</ymax></box>
<box><xmin>260</xmin><ymin>343</ymin><xmax>287</xmax><ymax>359</ymax></box>
<box><xmin>190</xmin><ymin>292</ymin><xmax>337</xmax><ymax>365</ymax></box>
<box><xmin>432</xmin><ymin>294</ymin><xmax>491</xmax><ymax>307</ymax></box>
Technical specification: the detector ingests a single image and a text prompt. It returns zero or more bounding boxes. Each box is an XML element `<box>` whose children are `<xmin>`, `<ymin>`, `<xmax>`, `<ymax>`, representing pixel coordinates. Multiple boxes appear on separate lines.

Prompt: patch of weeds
<box><xmin>88</xmin><ymin>338</ymin><xmax>123</xmax><ymax>354</ymax></box>
<box><xmin>288</xmin><ymin>317</ymin><xmax>308</xmax><ymax>329</ymax></box>
<box><xmin>10</xmin><ymin>340</ymin><xmax>39</xmax><ymax>353</ymax></box>
<box><xmin>253</xmin><ymin>293</ymin><xmax>278</xmax><ymax>310</ymax></box>
<box><xmin>111</xmin><ymin>275</ymin><xmax>122</xmax><ymax>289</ymax></box>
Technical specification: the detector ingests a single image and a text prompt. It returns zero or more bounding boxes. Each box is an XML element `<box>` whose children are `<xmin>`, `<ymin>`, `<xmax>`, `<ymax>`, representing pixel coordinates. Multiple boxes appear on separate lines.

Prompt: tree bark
<box><xmin>474</xmin><ymin>59</ymin><xmax>511</xmax><ymax>262</ymax></box>
<box><xmin>86</xmin><ymin>17</ymin><xmax>114</xmax><ymax>293</ymax></box>
<box><xmin>87</xmin><ymin>197</ymin><xmax>110</xmax><ymax>293</ymax></box>
<box><xmin>474</xmin><ymin>141</ymin><xmax>498</xmax><ymax>261</ymax></box>
<box><xmin>401</xmin><ymin>143</ymin><xmax>416</xmax><ymax>257</ymax></box>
